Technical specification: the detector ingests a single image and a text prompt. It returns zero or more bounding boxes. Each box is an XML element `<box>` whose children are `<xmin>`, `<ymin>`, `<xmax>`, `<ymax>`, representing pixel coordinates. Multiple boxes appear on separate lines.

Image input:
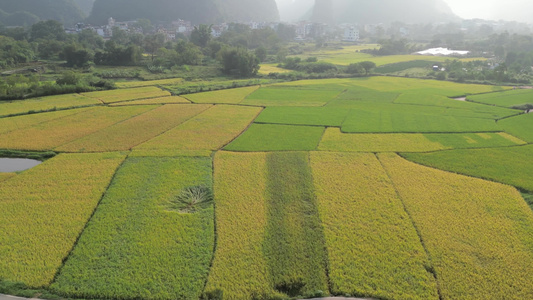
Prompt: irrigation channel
<box><xmin>0</xmin><ymin>158</ymin><xmax>41</xmax><ymax>172</ymax></box>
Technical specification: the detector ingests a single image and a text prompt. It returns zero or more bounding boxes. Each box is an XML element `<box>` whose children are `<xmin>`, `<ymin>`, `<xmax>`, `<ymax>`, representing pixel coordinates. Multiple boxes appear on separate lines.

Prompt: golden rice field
<box><xmin>183</xmin><ymin>85</ymin><xmax>260</xmax><ymax>104</ymax></box>
<box><xmin>135</xmin><ymin>105</ymin><xmax>262</xmax><ymax>151</ymax></box>
<box><xmin>1</xmin><ymin>75</ymin><xmax>533</xmax><ymax>300</ymax></box>
<box><xmin>0</xmin><ymin>106</ymin><xmax>153</xmax><ymax>150</ymax></box>
<box><xmin>0</xmin><ymin>173</ymin><xmax>15</xmax><ymax>181</ymax></box>
<box><xmin>310</xmin><ymin>152</ymin><xmax>439</xmax><ymax>299</ymax></box>
<box><xmin>205</xmin><ymin>151</ymin><xmax>276</xmax><ymax>299</ymax></box>
<box><xmin>82</xmin><ymin>86</ymin><xmax>171</xmax><ymax>103</ymax></box>
<box><xmin>0</xmin><ymin>107</ymin><xmax>94</xmax><ymax>134</ymax></box>
<box><xmin>0</xmin><ymin>94</ymin><xmax>101</xmax><ymax>117</ymax></box>
<box><xmin>0</xmin><ymin>153</ymin><xmax>126</xmax><ymax>287</ymax></box>
<box><xmin>57</xmin><ymin>104</ymin><xmax>211</xmax><ymax>152</ymax></box>
<box><xmin>379</xmin><ymin>153</ymin><xmax>533</xmax><ymax>299</ymax></box>
<box><xmin>109</xmin><ymin>96</ymin><xmax>190</xmax><ymax>106</ymax></box>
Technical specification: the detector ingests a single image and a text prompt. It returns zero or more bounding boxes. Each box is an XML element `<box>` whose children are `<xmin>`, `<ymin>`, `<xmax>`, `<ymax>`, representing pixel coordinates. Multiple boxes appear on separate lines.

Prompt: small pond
<box><xmin>0</xmin><ymin>158</ymin><xmax>42</xmax><ymax>172</ymax></box>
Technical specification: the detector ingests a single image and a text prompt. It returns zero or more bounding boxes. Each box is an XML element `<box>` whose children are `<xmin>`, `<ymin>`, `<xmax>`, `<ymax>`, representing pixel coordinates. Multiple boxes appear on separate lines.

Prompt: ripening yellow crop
<box><xmin>109</xmin><ymin>96</ymin><xmax>190</xmax><ymax>106</ymax></box>
<box><xmin>0</xmin><ymin>173</ymin><xmax>15</xmax><ymax>182</ymax></box>
<box><xmin>0</xmin><ymin>106</ymin><xmax>154</xmax><ymax>151</ymax></box>
<box><xmin>136</xmin><ymin>105</ymin><xmax>262</xmax><ymax>151</ymax></box>
<box><xmin>379</xmin><ymin>153</ymin><xmax>533</xmax><ymax>299</ymax></box>
<box><xmin>82</xmin><ymin>86</ymin><xmax>171</xmax><ymax>103</ymax></box>
<box><xmin>183</xmin><ymin>86</ymin><xmax>260</xmax><ymax>104</ymax></box>
<box><xmin>0</xmin><ymin>107</ymin><xmax>94</xmax><ymax>134</ymax></box>
<box><xmin>318</xmin><ymin>128</ymin><xmax>446</xmax><ymax>152</ymax></box>
<box><xmin>114</xmin><ymin>78</ymin><xmax>183</xmax><ymax>88</ymax></box>
<box><xmin>57</xmin><ymin>104</ymin><xmax>211</xmax><ymax>152</ymax></box>
<box><xmin>0</xmin><ymin>152</ymin><xmax>127</xmax><ymax>287</ymax></box>
<box><xmin>205</xmin><ymin>151</ymin><xmax>278</xmax><ymax>299</ymax></box>
<box><xmin>0</xmin><ymin>94</ymin><xmax>101</xmax><ymax>117</ymax></box>
<box><xmin>310</xmin><ymin>152</ymin><xmax>439</xmax><ymax>300</ymax></box>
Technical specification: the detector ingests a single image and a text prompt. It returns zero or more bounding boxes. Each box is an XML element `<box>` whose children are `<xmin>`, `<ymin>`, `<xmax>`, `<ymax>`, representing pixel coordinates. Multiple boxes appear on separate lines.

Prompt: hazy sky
<box><xmin>275</xmin><ymin>0</ymin><xmax>533</xmax><ymax>23</ymax></box>
<box><xmin>445</xmin><ymin>0</ymin><xmax>532</xmax><ymax>22</ymax></box>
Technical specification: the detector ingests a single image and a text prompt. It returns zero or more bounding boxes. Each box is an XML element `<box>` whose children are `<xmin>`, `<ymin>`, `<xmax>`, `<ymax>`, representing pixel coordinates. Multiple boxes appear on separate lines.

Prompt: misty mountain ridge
<box><xmin>0</xmin><ymin>0</ymin><xmax>85</xmax><ymax>26</ymax></box>
<box><xmin>280</xmin><ymin>0</ymin><xmax>459</xmax><ymax>24</ymax></box>
<box><xmin>87</xmin><ymin>0</ymin><xmax>279</xmax><ymax>25</ymax></box>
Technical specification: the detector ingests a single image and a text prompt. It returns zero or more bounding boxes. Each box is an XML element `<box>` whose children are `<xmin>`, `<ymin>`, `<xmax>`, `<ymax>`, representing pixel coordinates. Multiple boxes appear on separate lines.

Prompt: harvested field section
<box><xmin>0</xmin><ymin>153</ymin><xmax>126</xmax><ymax>287</ymax></box>
<box><xmin>310</xmin><ymin>152</ymin><xmax>439</xmax><ymax>300</ymax></box>
<box><xmin>136</xmin><ymin>105</ymin><xmax>262</xmax><ymax>151</ymax></box>
<box><xmin>205</xmin><ymin>152</ymin><xmax>276</xmax><ymax>299</ymax></box>
<box><xmin>0</xmin><ymin>107</ymin><xmax>94</xmax><ymax>134</ymax></box>
<box><xmin>224</xmin><ymin>124</ymin><xmax>324</xmax><ymax>152</ymax></box>
<box><xmin>82</xmin><ymin>86</ymin><xmax>170</xmax><ymax>104</ymax></box>
<box><xmin>264</xmin><ymin>152</ymin><xmax>329</xmax><ymax>297</ymax></box>
<box><xmin>52</xmin><ymin>157</ymin><xmax>214</xmax><ymax>300</ymax></box>
<box><xmin>318</xmin><ymin>128</ymin><xmax>446</xmax><ymax>152</ymax></box>
<box><xmin>0</xmin><ymin>106</ymin><xmax>154</xmax><ymax>151</ymax></box>
<box><xmin>0</xmin><ymin>94</ymin><xmax>101</xmax><ymax>117</ymax></box>
<box><xmin>57</xmin><ymin>104</ymin><xmax>211</xmax><ymax>152</ymax></box>
<box><xmin>184</xmin><ymin>86</ymin><xmax>260</xmax><ymax>104</ymax></box>
<box><xmin>379</xmin><ymin>153</ymin><xmax>533</xmax><ymax>299</ymax></box>
<box><xmin>403</xmin><ymin>145</ymin><xmax>533</xmax><ymax>192</ymax></box>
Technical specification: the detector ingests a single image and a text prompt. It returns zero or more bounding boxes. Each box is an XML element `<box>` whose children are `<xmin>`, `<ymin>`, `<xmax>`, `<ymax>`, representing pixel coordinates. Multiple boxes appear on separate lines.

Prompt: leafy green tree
<box><xmin>30</xmin><ymin>20</ymin><xmax>66</xmax><ymax>41</ymax></box>
<box><xmin>359</xmin><ymin>61</ymin><xmax>377</xmax><ymax>74</ymax></box>
<box><xmin>255</xmin><ymin>47</ymin><xmax>267</xmax><ymax>62</ymax></box>
<box><xmin>346</xmin><ymin>63</ymin><xmax>364</xmax><ymax>74</ymax></box>
<box><xmin>190</xmin><ymin>24</ymin><xmax>212</xmax><ymax>47</ymax></box>
<box><xmin>218</xmin><ymin>47</ymin><xmax>259</xmax><ymax>77</ymax></box>
<box><xmin>61</xmin><ymin>44</ymin><xmax>93</xmax><ymax>67</ymax></box>
<box><xmin>144</xmin><ymin>33</ymin><xmax>166</xmax><ymax>61</ymax></box>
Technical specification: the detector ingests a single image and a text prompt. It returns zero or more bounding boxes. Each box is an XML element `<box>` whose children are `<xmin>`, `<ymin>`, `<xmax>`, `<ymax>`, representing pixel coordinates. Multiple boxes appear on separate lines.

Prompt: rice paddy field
<box><xmin>1</xmin><ymin>75</ymin><xmax>533</xmax><ymax>300</ymax></box>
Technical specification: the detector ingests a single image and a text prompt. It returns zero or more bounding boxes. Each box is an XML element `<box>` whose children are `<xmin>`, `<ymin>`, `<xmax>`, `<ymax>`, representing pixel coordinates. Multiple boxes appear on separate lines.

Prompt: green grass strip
<box><xmin>264</xmin><ymin>152</ymin><xmax>329</xmax><ymax>298</ymax></box>
<box><xmin>51</xmin><ymin>157</ymin><xmax>214</xmax><ymax>300</ymax></box>
<box><xmin>500</xmin><ymin>113</ymin><xmax>533</xmax><ymax>143</ymax></box>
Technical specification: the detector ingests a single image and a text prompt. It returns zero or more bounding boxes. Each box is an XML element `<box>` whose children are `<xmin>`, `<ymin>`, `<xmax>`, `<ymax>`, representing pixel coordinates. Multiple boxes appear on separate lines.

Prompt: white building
<box><xmin>343</xmin><ymin>27</ymin><xmax>359</xmax><ymax>42</ymax></box>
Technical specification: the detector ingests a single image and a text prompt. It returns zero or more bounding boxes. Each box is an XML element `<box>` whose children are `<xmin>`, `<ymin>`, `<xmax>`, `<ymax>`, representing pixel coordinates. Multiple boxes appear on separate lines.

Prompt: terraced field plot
<box><xmin>0</xmin><ymin>153</ymin><xmax>126</xmax><ymax>287</ymax></box>
<box><xmin>379</xmin><ymin>153</ymin><xmax>533</xmax><ymax>299</ymax></box>
<box><xmin>403</xmin><ymin>145</ymin><xmax>533</xmax><ymax>192</ymax></box>
<box><xmin>109</xmin><ymin>96</ymin><xmax>190</xmax><ymax>106</ymax></box>
<box><xmin>52</xmin><ymin>157</ymin><xmax>214</xmax><ymax>300</ymax></box>
<box><xmin>242</xmin><ymin>85</ymin><xmax>344</xmax><ymax>106</ymax></box>
<box><xmin>0</xmin><ymin>106</ymin><xmax>154</xmax><ymax>150</ymax></box>
<box><xmin>57</xmin><ymin>104</ymin><xmax>211</xmax><ymax>152</ymax></box>
<box><xmin>184</xmin><ymin>86</ymin><xmax>260</xmax><ymax>104</ymax></box>
<box><xmin>0</xmin><ymin>94</ymin><xmax>101</xmax><ymax>117</ymax></box>
<box><xmin>225</xmin><ymin>124</ymin><xmax>325</xmax><ymax>151</ymax></box>
<box><xmin>311</xmin><ymin>152</ymin><xmax>439</xmax><ymax>299</ymax></box>
<box><xmin>1</xmin><ymin>75</ymin><xmax>533</xmax><ymax>300</ymax></box>
<box><xmin>467</xmin><ymin>89</ymin><xmax>533</xmax><ymax>108</ymax></box>
<box><xmin>82</xmin><ymin>86</ymin><xmax>171</xmax><ymax>104</ymax></box>
<box><xmin>136</xmin><ymin>105</ymin><xmax>262</xmax><ymax>151</ymax></box>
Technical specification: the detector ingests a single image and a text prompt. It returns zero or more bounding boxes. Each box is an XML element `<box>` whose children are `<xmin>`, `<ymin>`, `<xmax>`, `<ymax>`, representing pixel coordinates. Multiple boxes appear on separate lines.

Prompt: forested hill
<box><xmin>88</xmin><ymin>0</ymin><xmax>279</xmax><ymax>25</ymax></box>
<box><xmin>0</xmin><ymin>0</ymin><xmax>85</xmax><ymax>26</ymax></box>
